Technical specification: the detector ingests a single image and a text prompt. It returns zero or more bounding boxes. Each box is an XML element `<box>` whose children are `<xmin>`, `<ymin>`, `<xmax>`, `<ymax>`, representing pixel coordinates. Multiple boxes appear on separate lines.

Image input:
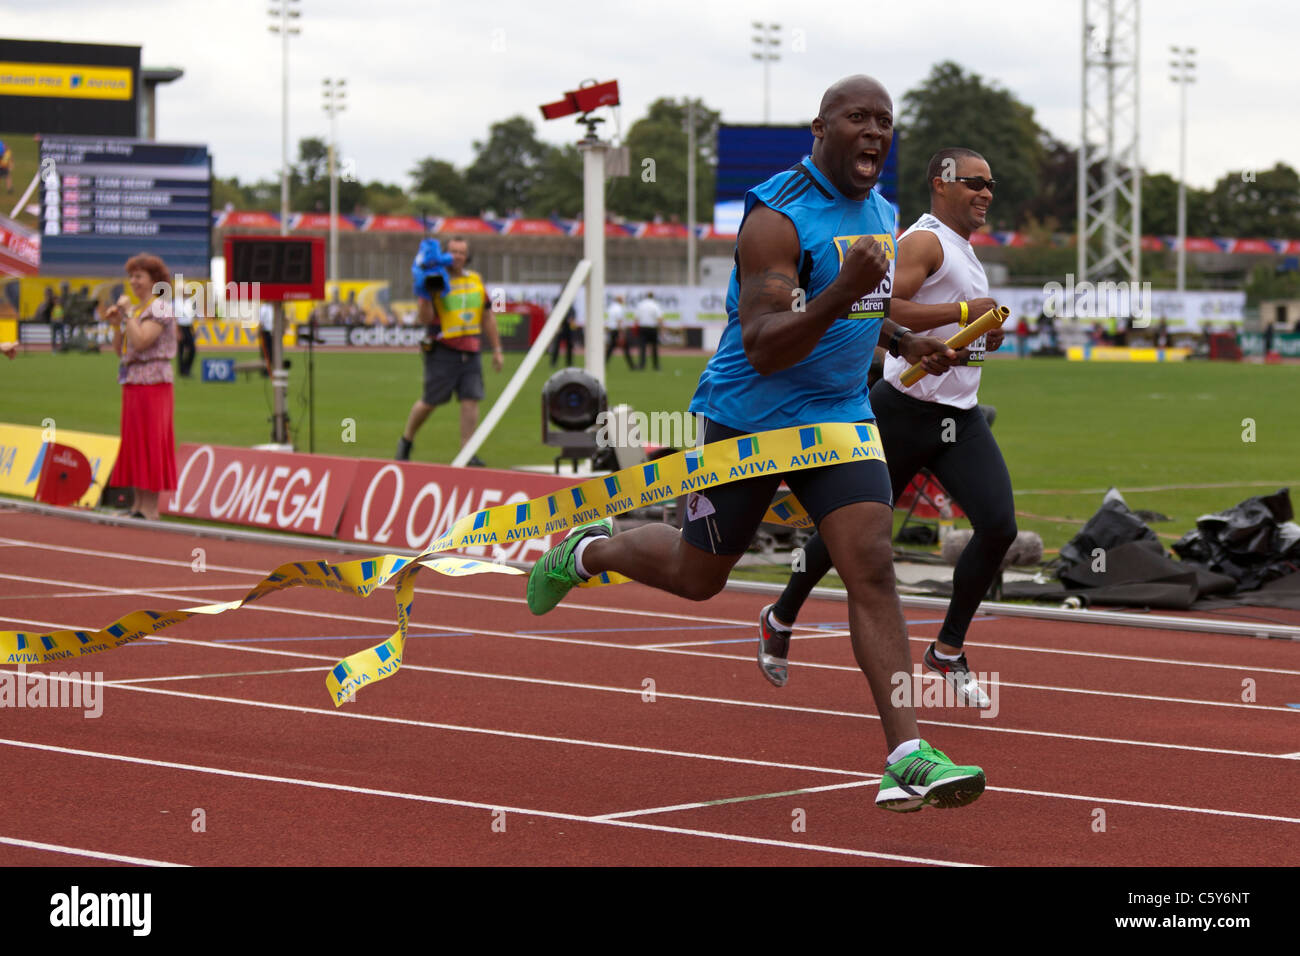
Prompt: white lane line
<box><xmin>592</xmin><ymin>780</ymin><xmax>875</xmax><ymax>821</ymax></box>
<box><xmin>983</xmin><ymin>786</ymin><xmax>1300</xmax><ymax>825</ymax></box>
<box><xmin>5</xmin><ymin>573</ymin><xmax>1299</xmax><ymax>720</ymax></box>
<box><xmin>0</xmin><ymin>670</ymin><xmax>872</xmax><ymax>777</ymax></box>
<box><xmin>5</xmin><ymin>548</ymin><xmax>1297</xmax><ymax>679</ymax></box>
<box><xmin>0</xmin><ymin>538</ymin><xmax>767</xmax><ymax>628</ymax></box>
<box><xmin>3</xmin><ymin>671</ymin><xmax>1296</xmax><ymax>825</ymax></box>
<box><xmin>0</xmin><ymin>737</ymin><xmax>973</xmax><ymax>867</ymax></box>
<box><xmin>106</xmin><ymin>666</ymin><xmax>324</xmax><ymax>685</ymax></box>
<box><xmin>641</xmin><ymin>627</ymin><xmax>851</xmax><ymax>648</ymax></box>
<box><xmin>4</xmin><ymin>599</ymin><xmax>1298</xmax><ymax>760</ymax></box>
<box><xmin>0</xmin><ymin>834</ymin><xmax>187</xmax><ymax>867</ymax></box>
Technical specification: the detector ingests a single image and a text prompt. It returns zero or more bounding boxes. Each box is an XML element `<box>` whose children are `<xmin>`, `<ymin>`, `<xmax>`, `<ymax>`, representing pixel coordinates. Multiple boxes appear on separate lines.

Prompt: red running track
<box><xmin>1</xmin><ymin>509</ymin><xmax>1298</xmax><ymax>867</ymax></box>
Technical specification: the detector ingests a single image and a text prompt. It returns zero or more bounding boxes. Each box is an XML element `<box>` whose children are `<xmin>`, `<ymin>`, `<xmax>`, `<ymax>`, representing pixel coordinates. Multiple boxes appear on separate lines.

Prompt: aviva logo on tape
<box><xmin>1</xmin><ymin>423</ymin><xmax>883</xmax><ymax>706</ymax></box>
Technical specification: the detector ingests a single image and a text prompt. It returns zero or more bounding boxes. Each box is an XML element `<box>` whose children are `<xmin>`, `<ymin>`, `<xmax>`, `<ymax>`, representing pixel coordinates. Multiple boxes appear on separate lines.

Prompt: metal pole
<box><xmin>763</xmin><ymin>57</ymin><xmax>770</xmax><ymax>124</ymax></box>
<box><xmin>272</xmin><ymin>303</ymin><xmax>289</xmax><ymax>444</ymax></box>
<box><xmin>1103</xmin><ymin>2</ymin><xmax>1116</xmax><ymax>274</ymax></box>
<box><xmin>686</xmin><ymin>99</ymin><xmax>696</xmax><ymax>286</ymax></box>
<box><xmin>329</xmin><ymin>110</ymin><xmax>338</xmax><ymax>284</ymax></box>
<box><xmin>279</xmin><ymin>4</ymin><xmax>289</xmax><ymax>237</ymax></box>
<box><xmin>1131</xmin><ymin>5</ymin><xmax>1141</xmax><ymax>288</ymax></box>
<box><xmin>581</xmin><ymin>138</ymin><xmax>607</xmax><ymax>386</ymax></box>
<box><xmin>1176</xmin><ymin>66</ymin><xmax>1187</xmax><ymax>293</ymax></box>
<box><xmin>1078</xmin><ymin>5</ymin><xmax>1088</xmax><ymax>284</ymax></box>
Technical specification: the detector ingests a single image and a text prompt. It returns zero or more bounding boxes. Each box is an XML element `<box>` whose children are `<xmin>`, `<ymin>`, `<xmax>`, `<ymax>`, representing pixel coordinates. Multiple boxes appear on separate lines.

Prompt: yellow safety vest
<box><xmin>435</xmin><ymin>272</ymin><xmax>486</xmax><ymax>339</ymax></box>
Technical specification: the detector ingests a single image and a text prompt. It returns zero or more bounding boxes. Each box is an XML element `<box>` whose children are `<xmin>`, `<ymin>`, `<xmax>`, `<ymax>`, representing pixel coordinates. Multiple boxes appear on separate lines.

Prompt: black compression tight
<box><xmin>772</xmin><ymin>380</ymin><xmax>1017</xmax><ymax>650</ymax></box>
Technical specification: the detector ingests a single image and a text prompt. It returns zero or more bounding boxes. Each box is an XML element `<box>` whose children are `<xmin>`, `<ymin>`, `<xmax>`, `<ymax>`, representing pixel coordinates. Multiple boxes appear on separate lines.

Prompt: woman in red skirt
<box><xmin>103</xmin><ymin>253</ymin><xmax>177</xmax><ymax>520</ymax></box>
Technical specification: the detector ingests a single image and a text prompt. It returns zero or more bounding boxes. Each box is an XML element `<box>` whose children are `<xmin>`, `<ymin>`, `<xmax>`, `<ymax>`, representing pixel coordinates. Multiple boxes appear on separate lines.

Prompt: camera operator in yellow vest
<box><xmin>397</xmin><ymin>236</ymin><xmax>504</xmax><ymax>466</ymax></box>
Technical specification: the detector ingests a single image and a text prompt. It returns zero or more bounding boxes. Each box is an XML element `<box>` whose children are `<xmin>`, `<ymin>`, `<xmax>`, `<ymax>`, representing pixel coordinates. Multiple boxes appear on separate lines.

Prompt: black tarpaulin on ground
<box><xmin>1171</xmin><ymin>488</ymin><xmax>1300</xmax><ymax>591</ymax></box>
<box><xmin>916</xmin><ymin>488</ymin><xmax>1300</xmax><ymax>612</ymax></box>
<box><xmin>1057</xmin><ymin>488</ymin><xmax>1164</xmax><ymax>568</ymax></box>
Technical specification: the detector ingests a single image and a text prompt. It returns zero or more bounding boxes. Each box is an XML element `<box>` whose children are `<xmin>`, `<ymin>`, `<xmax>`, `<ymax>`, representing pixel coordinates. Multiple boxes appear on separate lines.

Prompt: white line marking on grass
<box><xmin>1015</xmin><ymin>480</ymin><xmax>1300</xmax><ymax>496</ymax></box>
<box><xmin>0</xmin><ymin>834</ymin><xmax>188</xmax><ymax>867</ymax></box>
<box><xmin>592</xmin><ymin>780</ymin><xmax>875</xmax><ymax>821</ymax></box>
<box><xmin>0</xmin><ymin>738</ymin><xmax>973</xmax><ymax>867</ymax></box>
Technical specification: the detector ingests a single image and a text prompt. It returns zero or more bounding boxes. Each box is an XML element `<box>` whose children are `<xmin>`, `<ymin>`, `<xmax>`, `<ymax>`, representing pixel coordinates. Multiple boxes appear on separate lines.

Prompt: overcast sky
<box><xmin>12</xmin><ymin>0</ymin><xmax>1296</xmax><ymax>194</ymax></box>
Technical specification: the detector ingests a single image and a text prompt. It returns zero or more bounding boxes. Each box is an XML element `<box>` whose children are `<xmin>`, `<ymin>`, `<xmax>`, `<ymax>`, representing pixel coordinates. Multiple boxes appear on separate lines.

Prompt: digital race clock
<box><xmin>223</xmin><ymin>235</ymin><xmax>325</xmax><ymax>301</ymax></box>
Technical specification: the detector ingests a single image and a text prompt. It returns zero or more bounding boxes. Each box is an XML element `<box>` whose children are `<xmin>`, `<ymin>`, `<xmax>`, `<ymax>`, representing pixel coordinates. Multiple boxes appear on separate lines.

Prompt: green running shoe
<box><xmin>526</xmin><ymin>518</ymin><xmax>613</xmax><ymax>615</ymax></box>
<box><xmin>875</xmin><ymin>740</ymin><xmax>986</xmax><ymax>813</ymax></box>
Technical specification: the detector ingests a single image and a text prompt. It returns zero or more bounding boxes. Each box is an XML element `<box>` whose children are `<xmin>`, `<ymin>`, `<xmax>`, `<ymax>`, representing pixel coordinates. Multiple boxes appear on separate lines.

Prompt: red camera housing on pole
<box><xmin>539</xmin><ymin>80</ymin><xmax>619</xmax><ymax>121</ymax></box>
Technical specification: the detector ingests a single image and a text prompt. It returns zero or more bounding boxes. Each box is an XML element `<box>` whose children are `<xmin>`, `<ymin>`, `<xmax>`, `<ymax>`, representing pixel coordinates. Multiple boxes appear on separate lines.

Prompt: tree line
<box><xmin>215</xmin><ymin>61</ymin><xmax>1300</xmax><ymax>239</ymax></box>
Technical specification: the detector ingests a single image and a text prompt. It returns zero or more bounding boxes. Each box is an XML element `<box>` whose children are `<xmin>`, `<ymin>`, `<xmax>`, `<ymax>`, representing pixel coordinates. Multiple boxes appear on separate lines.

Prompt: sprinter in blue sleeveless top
<box><xmin>527</xmin><ymin>76</ymin><xmax>987</xmax><ymax>813</ymax></box>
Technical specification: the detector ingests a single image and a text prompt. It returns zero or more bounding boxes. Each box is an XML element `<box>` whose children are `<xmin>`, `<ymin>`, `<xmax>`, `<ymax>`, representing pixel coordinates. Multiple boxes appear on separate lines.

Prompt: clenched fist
<box><xmin>838</xmin><ymin>236</ymin><xmax>891</xmax><ymax>299</ymax></box>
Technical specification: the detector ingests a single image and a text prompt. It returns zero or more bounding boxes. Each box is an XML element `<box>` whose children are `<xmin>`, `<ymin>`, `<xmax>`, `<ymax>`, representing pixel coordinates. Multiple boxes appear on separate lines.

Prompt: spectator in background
<box><xmin>258</xmin><ymin>301</ymin><xmax>275</xmax><ymax>377</ymax></box>
<box><xmin>1037</xmin><ymin>308</ymin><xmax>1057</xmax><ymax>352</ymax></box>
<box><xmin>1015</xmin><ymin>314</ymin><xmax>1030</xmax><ymax>357</ymax></box>
<box><xmin>549</xmin><ymin>303</ymin><xmax>576</xmax><ymax>367</ymax></box>
<box><xmin>0</xmin><ymin>139</ymin><xmax>12</xmax><ymax>193</ymax></box>
<box><xmin>102</xmin><ymin>253</ymin><xmax>178</xmax><ymax>520</ymax></box>
<box><xmin>50</xmin><ymin>295</ymin><xmax>67</xmax><ymax>352</ymax></box>
<box><xmin>174</xmin><ymin>285</ymin><xmax>198</xmax><ymax>377</ymax></box>
<box><xmin>34</xmin><ymin>287</ymin><xmax>55</xmax><ymax>330</ymax></box>
<box><xmin>635</xmin><ymin>291</ymin><xmax>664</xmax><ymax>371</ymax></box>
<box><xmin>605</xmin><ymin>294</ymin><xmax>636</xmax><ymax>369</ymax></box>
<box><xmin>1263</xmin><ymin>320</ymin><xmax>1276</xmax><ymax>356</ymax></box>
<box><xmin>343</xmin><ymin>289</ymin><xmax>363</xmax><ymax>328</ymax></box>
<box><xmin>1155</xmin><ymin>319</ymin><xmax>1171</xmax><ymax>349</ymax></box>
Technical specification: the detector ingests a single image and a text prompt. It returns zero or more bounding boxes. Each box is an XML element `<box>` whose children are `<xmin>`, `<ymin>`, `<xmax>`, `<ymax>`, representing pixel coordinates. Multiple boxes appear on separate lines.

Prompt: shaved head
<box><xmin>810</xmin><ymin>75</ymin><xmax>894</xmax><ymax>199</ymax></box>
<box><xmin>818</xmin><ymin>75</ymin><xmax>890</xmax><ymax>119</ymax></box>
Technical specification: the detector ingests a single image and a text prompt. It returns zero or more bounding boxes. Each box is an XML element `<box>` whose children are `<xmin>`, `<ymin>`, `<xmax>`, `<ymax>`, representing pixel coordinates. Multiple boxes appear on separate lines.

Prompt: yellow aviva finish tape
<box><xmin>2</xmin><ymin>423</ymin><xmax>884</xmax><ymax>706</ymax></box>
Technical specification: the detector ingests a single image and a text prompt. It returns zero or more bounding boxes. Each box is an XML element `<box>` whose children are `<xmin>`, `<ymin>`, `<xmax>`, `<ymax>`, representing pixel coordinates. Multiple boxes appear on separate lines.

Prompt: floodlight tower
<box><xmin>1077</xmin><ymin>0</ymin><xmax>1142</xmax><ymax>286</ymax></box>
<box><xmin>269</xmin><ymin>0</ymin><xmax>301</xmax><ymax>237</ymax></box>
<box><xmin>322</xmin><ymin>77</ymin><xmax>347</xmax><ymax>283</ymax></box>
<box><xmin>1170</xmin><ymin>46</ymin><xmax>1196</xmax><ymax>293</ymax></box>
<box><xmin>751</xmin><ymin>22</ymin><xmax>781</xmax><ymax>124</ymax></box>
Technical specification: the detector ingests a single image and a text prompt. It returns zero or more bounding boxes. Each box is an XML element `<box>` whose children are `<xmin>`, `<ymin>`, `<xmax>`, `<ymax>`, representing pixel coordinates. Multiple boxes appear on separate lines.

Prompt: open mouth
<box><xmin>854</xmin><ymin>148</ymin><xmax>880</xmax><ymax>179</ymax></box>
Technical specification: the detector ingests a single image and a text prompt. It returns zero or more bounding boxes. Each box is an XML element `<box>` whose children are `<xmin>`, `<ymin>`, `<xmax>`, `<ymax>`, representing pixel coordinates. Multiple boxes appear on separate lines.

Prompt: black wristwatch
<box><xmin>886</xmin><ymin>326</ymin><xmax>911</xmax><ymax>358</ymax></box>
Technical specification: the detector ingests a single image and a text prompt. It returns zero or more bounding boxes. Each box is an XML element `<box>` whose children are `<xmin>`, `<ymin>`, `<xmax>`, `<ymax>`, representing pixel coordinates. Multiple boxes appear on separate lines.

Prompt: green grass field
<box><xmin>3</xmin><ymin>348</ymin><xmax>1297</xmax><ymax>553</ymax></box>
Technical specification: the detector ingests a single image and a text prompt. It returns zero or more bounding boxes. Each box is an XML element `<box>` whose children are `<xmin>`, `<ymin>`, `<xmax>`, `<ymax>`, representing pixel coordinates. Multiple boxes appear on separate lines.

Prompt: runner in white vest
<box><xmin>762</xmin><ymin>147</ymin><xmax>1015</xmax><ymax>708</ymax></box>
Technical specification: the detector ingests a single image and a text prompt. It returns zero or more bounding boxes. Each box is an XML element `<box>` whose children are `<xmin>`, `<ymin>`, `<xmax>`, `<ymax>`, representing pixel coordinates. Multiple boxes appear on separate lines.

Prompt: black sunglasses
<box><xmin>954</xmin><ymin>176</ymin><xmax>996</xmax><ymax>193</ymax></box>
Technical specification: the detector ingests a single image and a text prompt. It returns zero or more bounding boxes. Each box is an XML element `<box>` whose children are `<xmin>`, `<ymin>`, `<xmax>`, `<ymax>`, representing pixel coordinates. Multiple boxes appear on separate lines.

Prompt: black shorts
<box><xmin>422</xmin><ymin>344</ymin><xmax>484</xmax><ymax>405</ymax></box>
<box><xmin>681</xmin><ymin>417</ymin><xmax>893</xmax><ymax>556</ymax></box>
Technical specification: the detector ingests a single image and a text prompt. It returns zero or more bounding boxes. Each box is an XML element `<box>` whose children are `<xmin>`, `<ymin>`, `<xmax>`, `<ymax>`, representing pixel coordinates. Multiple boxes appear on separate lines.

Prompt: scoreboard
<box><xmin>39</xmin><ymin>136</ymin><xmax>212</xmax><ymax>277</ymax></box>
<box><xmin>713</xmin><ymin>124</ymin><xmax>899</xmax><ymax>234</ymax></box>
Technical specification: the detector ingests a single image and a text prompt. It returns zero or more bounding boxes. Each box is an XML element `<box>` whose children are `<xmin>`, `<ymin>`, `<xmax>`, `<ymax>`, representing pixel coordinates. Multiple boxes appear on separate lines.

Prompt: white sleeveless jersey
<box><xmin>882</xmin><ymin>213</ymin><xmax>989</xmax><ymax>409</ymax></box>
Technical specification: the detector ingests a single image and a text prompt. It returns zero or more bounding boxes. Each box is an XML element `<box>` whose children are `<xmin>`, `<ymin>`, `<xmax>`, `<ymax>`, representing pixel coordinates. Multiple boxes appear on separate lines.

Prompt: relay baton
<box><xmin>899</xmin><ymin>305</ymin><xmax>1010</xmax><ymax>387</ymax></box>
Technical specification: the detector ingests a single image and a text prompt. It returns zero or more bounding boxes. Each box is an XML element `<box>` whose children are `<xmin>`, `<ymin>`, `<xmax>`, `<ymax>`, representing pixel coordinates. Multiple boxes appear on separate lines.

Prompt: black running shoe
<box><xmin>757</xmin><ymin>603</ymin><xmax>792</xmax><ymax>687</ymax></box>
<box><xmin>923</xmin><ymin>642</ymin><xmax>991</xmax><ymax>708</ymax></box>
<box><xmin>395</xmin><ymin>437</ymin><xmax>412</xmax><ymax>461</ymax></box>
